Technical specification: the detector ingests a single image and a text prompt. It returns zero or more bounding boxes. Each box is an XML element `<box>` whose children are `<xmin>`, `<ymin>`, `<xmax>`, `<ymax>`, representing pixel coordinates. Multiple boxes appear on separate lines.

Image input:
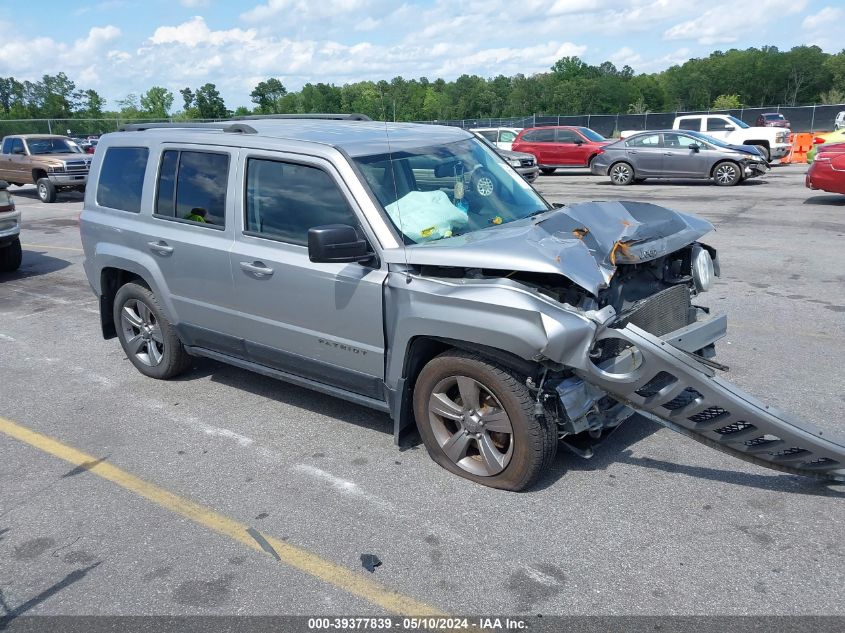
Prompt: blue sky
<box><xmin>0</xmin><ymin>0</ymin><xmax>841</xmax><ymax>110</ymax></box>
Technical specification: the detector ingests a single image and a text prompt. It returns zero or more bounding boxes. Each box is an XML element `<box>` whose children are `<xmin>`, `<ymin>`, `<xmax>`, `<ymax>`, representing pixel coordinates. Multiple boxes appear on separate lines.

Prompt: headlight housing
<box><xmin>691</xmin><ymin>244</ymin><xmax>714</xmax><ymax>292</ymax></box>
<box><xmin>47</xmin><ymin>164</ymin><xmax>65</xmax><ymax>173</ymax></box>
<box><xmin>509</xmin><ymin>159</ymin><xmax>522</xmax><ymax>168</ymax></box>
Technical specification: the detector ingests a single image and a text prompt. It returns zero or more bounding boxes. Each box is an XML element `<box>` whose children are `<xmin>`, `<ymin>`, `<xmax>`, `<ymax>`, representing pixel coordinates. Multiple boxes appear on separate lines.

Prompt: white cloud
<box><xmin>664</xmin><ymin>0</ymin><xmax>807</xmax><ymax>44</ymax></box>
<box><xmin>802</xmin><ymin>6</ymin><xmax>843</xmax><ymax>31</ymax></box>
<box><xmin>240</xmin><ymin>0</ymin><xmax>372</xmax><ymax>22</ymax></box>
<box><xmin>150</xmin><ymin>16</ymin><xmax>255</xmax><ymax>47</ymax></box>
<box><xmin>180</xmin><ymin>0</ymin><xmax>210</xmax><ymax>6</ymax></box>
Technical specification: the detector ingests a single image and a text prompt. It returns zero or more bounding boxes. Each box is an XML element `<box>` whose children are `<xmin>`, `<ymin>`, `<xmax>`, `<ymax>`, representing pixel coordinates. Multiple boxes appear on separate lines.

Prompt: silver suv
<box><xmin>80</xmin><ymin>116</ymin><xmax>844</xmax><ymax>489</ymax></box>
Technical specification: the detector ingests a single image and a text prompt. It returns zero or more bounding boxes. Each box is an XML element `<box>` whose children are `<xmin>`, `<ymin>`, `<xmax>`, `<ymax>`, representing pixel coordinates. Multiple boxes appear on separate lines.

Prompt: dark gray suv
<box><xmin>79</xmin><ymin>116</ymin><xmax>845</xmax><ymax>490</ymax></box>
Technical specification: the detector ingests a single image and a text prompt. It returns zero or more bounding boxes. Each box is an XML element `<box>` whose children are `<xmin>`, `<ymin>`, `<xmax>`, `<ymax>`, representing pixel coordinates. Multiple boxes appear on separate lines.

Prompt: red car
<box><xmin>511</xmin><ymin>126</ymin><xmax>610</xmax><ymax>174</ymax></box>
<box><xmin>755</xmin><ymin>113</ymin><xmax>790</xmax><ymax>128</ymax></box>
<box><xmin>806</xmin><ymin>142</ymin><xmax>845</xmax><ymax>196</ymax></box>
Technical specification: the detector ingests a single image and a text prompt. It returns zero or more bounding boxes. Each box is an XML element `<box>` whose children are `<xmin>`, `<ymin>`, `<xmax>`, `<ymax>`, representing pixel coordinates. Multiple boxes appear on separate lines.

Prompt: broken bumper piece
<box><xmin>572</xmin><ymin>321</ymin><xmax>845</xmax><ymax>481</ymax></box>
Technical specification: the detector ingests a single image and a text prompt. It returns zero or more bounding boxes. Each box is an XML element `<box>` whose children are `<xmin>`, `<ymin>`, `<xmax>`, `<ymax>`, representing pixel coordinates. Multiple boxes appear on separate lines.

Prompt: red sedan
<box><xmin>512</xmin><ymin>126</ymin><xmax>610</xmax><ymax>174</ymax></box>
<box><xmin>806</xmin><ymin>142</ymin><xmax>845</xmax><ymax>196</ymax></box>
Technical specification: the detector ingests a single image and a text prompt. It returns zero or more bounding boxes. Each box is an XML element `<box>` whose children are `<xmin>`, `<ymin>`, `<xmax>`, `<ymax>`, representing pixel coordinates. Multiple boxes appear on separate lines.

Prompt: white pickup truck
<box><xmin>673</xmin><ymin>114</ymin><xmax>791</xmax><ymax>162</ymax></box>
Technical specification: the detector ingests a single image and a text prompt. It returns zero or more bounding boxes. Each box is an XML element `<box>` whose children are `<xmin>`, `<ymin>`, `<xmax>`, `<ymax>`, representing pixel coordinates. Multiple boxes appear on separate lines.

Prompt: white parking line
<box><xmin>293</xmin><ymin>463</ymin><xmax>392</xmax><ymax>510</ymax></box>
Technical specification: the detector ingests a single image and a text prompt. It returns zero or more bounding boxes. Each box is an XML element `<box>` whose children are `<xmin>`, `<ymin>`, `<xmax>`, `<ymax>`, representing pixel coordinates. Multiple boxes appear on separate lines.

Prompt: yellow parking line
<box><xmin>21</xmin><ymin>243</ymin><xmax>84</xmax><ymax>252</ymax></box>
<box><xmin>0</xmin><ymin>416</ymin><xmax>445</xmax><ymax>616</ymax></box>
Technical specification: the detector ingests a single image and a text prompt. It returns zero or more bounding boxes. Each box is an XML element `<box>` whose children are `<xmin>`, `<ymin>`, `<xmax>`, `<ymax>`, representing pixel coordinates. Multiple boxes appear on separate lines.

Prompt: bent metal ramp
<box><xmin>575</xmin><ymin>323</ymin><xmax>845</xmax><ymax>482</ymax></box>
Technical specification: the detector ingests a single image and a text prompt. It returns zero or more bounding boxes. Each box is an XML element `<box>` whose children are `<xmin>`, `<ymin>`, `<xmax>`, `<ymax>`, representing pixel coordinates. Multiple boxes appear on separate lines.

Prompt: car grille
<box><xmin>65</xmin><ymin>160</ymin><xmax>90</xmax><ymax>173</ymax></box>
<box><xmin>520</xmin><ymin>158</ymin><xmax>535</xmax><ymax>167</ymax></box>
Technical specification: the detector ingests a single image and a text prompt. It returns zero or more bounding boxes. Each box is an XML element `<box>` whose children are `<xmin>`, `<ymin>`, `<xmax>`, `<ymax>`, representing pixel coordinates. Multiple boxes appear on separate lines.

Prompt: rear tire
<box><xmin>540</xmin><ymin>167</ymin><xmax>556</xmax><ymax>175</ymax></box>
<box><xmin>0</xmin><ymin>237</ymin><xmax>22</xmax><ymax>272</ymax></box>
<box><xmin>113</xmin><ymin>282</ymin><xmax>192</xmax><ymax>379</ymax></box>
<box><xmin>713</xmin><ymin>161</ymin><xmax>742</xmax><ymax>186</ymax></box>
<box><xmin>413</xmin><ymin>350</ymin><xmax>557</xmax><ymax>491</ymax></box>
<box><xmin>609</xmin><ymin>161</ymin><xmax>635</xmax><ymax>185</ymax></box>
<box><xmin>36</xmin><ymin>178</ymin><xmax>57</xmax><ymax>203</ymax></box>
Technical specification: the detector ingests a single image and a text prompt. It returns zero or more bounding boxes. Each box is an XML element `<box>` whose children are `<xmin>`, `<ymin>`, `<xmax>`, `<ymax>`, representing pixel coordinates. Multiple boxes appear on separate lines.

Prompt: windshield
<box><xmin>578</xmin><ymin>127</ymin><xmax>606</xmax><ymax>142</ymax></box>
<box><xmin>26</xmin><ymin>138</ymin><xmax>82</xmax><ymax>155</ymax></box>
<box><xmin>727</xmin><ymin>116</ymin><xmax>750</xmax><ymax>129</ymax></box>
<box><xmin>354</xmin><ymin>138</ymin><xmax>549</xmax><ymax>244</ymax></box>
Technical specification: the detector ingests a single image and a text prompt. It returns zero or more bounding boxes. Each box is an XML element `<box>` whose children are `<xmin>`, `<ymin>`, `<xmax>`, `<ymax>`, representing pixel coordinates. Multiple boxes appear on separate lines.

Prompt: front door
<box><xmin>661</xmin><ymin>133</ymin><xmax>707</xmax><ymax>177</ymax></box>
<box><xmin>229</xmin><ymin>152</ymin><xmax>387</xmax><ymax>399</ymax></box>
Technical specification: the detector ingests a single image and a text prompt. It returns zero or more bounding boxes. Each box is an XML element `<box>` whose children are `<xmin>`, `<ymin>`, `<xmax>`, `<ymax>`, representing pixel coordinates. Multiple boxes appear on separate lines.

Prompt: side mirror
<box><xmin>12</xmin><ymin>147</ymin><xmax>25</xmax><ymax>155</ymax></box>
<box><xmin>308</xmin><ymin>224</ymin><xmax>372</xmax><ymax>264</ymax></box>
<box><xmin>573</xmin><ymin>139</ymin><xmax>584</xmax><ymax>145</ymax></box>
<box><xmin>724</xmin><ymin>125</ymin><xmax>735</xmax><ymax>131</ymax></box>
<box><xmin>689</xmin><ymin>143</ymin><xmax>701</xmax><ymax>152</ymax></box>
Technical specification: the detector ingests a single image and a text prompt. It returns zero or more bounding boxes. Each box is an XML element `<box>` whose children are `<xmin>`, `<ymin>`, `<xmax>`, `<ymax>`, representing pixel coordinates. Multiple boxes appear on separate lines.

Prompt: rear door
<box><xmin>625</xmin><ymin>133</ymin><xmax>663</xmax><ymax>175</ymax></box>
<box><xmin>553</xmin><ymin>129</ymin><xmax>585</xmax><ymax>165</ymax></box>
<box><xmin>140</xmin><ymin>145</ymin><xmax>239</xmax><ymax>351</ymax></box>
<box><xmin>228</xmin><ymin>151</ymin><xmax>387</xmax><ymax>398</ymax></box>
<box><xmin>515</xmin><ymin>129</ymin><xmax>555</xmax><ymax>165</ymax></box>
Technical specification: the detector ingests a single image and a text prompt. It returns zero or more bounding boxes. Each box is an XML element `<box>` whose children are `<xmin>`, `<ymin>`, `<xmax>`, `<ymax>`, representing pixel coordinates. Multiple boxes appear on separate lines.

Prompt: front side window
<box><xmin>662</xmin><ymin>133</ymin><xmax>700</xmax><ymax>149</ymax></box>
<box><xmin>354</xmin><ymin>138</ymin><xmax>548</xmax><ymax>244</ymax></box>
<box><xmin>155</xmin><ymin>150</ymin><xmax>229</xmax><ymax>227</ymax></box>
<box><xmin>499</xmin><ymin>130</ymin><xmax>517</xmax><ymax>143</ymax></box>
<box><xmin>245</xmin><ymin>158</ymin><xmax>358</xmax><ymax>246</ymax></box>
<box><xmin>556</xmin><ymin>130</ymin><xmax>580</xmax><ymax>143</ymax></box>
<box><xmin>626</xmin><ymin>134</ymin><xmax>661</xmax><ymax>148</ymax></box>
<box><xmin>96</xmin><ymin>147</ymin><xmax>149</xmax><ymax>213</ymax></box>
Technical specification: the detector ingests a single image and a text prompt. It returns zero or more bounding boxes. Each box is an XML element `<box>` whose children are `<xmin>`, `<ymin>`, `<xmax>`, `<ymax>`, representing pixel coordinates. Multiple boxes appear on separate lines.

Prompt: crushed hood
<box><xmin>384</xmin><ymin>200</ymin><xmax>714</xmax><ymax>296</ymax></box>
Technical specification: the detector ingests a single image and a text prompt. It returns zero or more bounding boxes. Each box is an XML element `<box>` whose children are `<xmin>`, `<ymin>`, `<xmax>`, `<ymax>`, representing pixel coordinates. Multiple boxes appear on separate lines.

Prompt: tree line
<box><xmin>1</xmin><ymin>45</ymin><xmax>844</xmax><ymax>129</ymax></box>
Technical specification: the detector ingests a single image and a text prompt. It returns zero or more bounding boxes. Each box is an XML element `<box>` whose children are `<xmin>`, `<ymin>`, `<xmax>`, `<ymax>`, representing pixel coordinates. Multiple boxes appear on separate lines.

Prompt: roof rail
<box><xmin>236</xmin><ymin>113</ymin><xmax>373</xmax><ymax>121</ymax></box>
<box><xmin>118</xmin><ymin>122</ymin><xmax>258</xmax><ymax>134</ymax></box>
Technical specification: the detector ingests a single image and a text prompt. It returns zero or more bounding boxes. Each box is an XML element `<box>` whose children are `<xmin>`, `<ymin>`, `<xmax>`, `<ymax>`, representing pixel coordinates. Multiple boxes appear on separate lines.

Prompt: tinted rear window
<box><xmin>96</xmin><ymin>147</ymin><xmax>149</xmax><ymax>213</ymax></box>
<box><xmin>678</xmin><ymin>119</ymin><xmax>700</xmax><ymax>131</ymax></box>
<box><xmin>155</xmin><ymin>150</ymin><xmax>229</xmax><ymax>227</ymax></box>
<box><xmin>521</xmin><ymin>129</ymin><xmax>555</xmax><ymax>142</ymax></box>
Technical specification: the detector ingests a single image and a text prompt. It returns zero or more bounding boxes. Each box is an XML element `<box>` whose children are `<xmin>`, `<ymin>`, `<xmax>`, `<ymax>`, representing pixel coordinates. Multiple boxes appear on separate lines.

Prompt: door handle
<box><xmin>240</xmin><ymin>261</ymin><xmax>274</xmax><ymax>277</ymax></box>
<box><xmin>628</xmin><ymin>150</ymin><xmax>638</xmax><ymax>154</ymax></box>
<box><xmin>147</xmin><ymin>240</ymin><xmax>174</xmax><ymax>255</ymax></box>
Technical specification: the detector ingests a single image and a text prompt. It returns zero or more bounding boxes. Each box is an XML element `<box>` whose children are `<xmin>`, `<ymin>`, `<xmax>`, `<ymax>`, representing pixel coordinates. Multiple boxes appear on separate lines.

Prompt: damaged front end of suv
<box><xmin>358</xmin><ymin>131</ymin><xmax>845</xmax><ymax>489</ymax></box>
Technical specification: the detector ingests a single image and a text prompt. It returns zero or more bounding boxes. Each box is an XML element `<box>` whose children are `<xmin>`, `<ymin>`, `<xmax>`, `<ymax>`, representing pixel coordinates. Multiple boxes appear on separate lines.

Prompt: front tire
<box><xmin>609</xmin><ymin>161</ymin><xmax>635</xmax><ymax>185</ymax></box>
<box><xmin>113</xmin><ymin>282</ymin><xmax>192</xmax><ymax>379</ymax></box>
<box><xmin>751</xmin><ymin>144</ymin><xmax>770</xmax><ymax>162</ymax></box>
<box><xmin>413</xmin><ymin>350</ymin><xmax>557</xmax><ymax>491</ymax></box>
<box><xmin>713</xmin><ymin>161</ymin><xmax>741</xmax><ymax>186</ymax></box>
<box><xmin>0</xmin><ymin>237</ymin><xmax>22</xmax><ymax>272</ymax></box>
<box><xmin>36</xmin><ymin>178</ymin><xmax>57</xmax><ymax>203</ymax></box>
<box><xmin>540</xmin><ymin>167</ymin><xmax>556</xmax><ymax>175</ymax></box>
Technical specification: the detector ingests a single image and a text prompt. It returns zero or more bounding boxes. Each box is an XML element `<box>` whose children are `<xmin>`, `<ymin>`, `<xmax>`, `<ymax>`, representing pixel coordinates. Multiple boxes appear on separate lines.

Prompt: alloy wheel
<box><xmin>476</xmin><ymin>175</ymin><xmax>495</xmax><ymax>197</ymax></box>
<box><xmin>715</xmin><ymin>163</ymin><xmax>738</xmax><ymax>185</ymax></box>
<box><xmin>427</xmin><ymin>375</ymin><xmax>514</xmax><ymax>476</ymax></box>
<box><xmin>120</xmin><ymin>299</ymin><xmax>165</xmax><ymax>366</ymax></box>
<box><xmin>611</xmin><ymin>163</ymin><xmax>632</xmax><ymax>184</ymax></box>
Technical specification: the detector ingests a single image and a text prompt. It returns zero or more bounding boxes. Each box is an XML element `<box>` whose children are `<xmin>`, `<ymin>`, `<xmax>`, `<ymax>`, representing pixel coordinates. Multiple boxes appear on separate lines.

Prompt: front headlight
<box><xmin>691</xmin><ymin>245</ymin><xmax>714</xmax><ymax>292</ymax></box>
<box><xmin>47</xmin><ymin>164</ymin><xmax>65</xmax><ymax>173</ymax></box>
<box><xmin>509</xmin><ymin>159</ymin><xmax>522</xmax><ymax>168</ymax></box>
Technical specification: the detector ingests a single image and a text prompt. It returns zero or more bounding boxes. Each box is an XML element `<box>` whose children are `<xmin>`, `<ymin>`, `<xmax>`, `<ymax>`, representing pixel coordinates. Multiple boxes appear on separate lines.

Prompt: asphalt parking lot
<box><xmin>1</xmin><ymin>164</ymin><xmax>844</xmax><ymax>623</ymax></box>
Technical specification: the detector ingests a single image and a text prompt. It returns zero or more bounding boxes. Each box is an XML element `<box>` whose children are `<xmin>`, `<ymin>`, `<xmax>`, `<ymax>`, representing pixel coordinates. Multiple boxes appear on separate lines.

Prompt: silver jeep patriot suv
<box><xmin>79</xmin><ymin>115</ymin><xmax>844</xmax><ymax>490</ymax></box>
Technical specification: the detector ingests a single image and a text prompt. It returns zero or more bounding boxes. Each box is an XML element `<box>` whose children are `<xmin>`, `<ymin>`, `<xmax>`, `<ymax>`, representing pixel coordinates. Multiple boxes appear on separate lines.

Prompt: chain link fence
<box><xmin>415</xmin><ymin>104</ymin><xmax>845</xmax><ymax>136</ymax></box>
<box><xmin>1</xmin><ymin>104</ymin><xmax>843</xmax><ymax>138</ymax></box>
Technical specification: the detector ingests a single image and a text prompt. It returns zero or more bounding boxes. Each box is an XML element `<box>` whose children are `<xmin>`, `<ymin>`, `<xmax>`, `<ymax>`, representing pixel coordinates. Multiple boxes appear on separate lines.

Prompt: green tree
<box><xmin>194</xmin><ymin>83</ymin><xmax>228</xmax><ymax>119</ymax></box>
<box><xmin>250</xmin><ymin>78</ymin><xmax>287</xmax><ymax>113</ymax></box>
<box><xmin>140</xmin><ymin>86</ymin><xmax>174</xmax><ymax>118</ymax></box>
<box><xmin>712</xmin><ymin>94</ymin><xmax>742</xmax><ymax>109</ymax></box>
